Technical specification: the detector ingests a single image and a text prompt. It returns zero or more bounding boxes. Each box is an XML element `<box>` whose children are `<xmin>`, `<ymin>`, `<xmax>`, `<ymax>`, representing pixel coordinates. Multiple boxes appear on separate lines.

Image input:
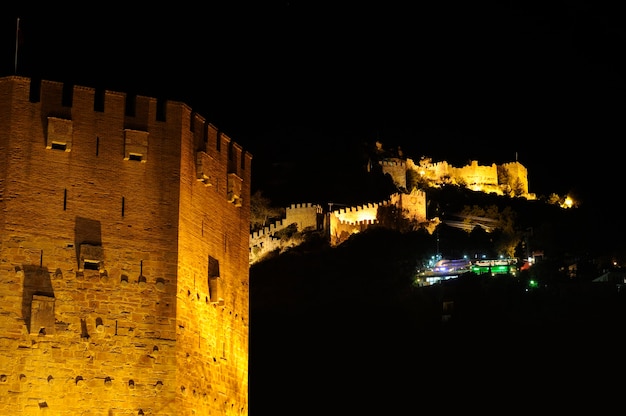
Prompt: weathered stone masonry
<box><xmin>0</xmin><ymin>76</ymin><xmax>251</xmax><ymax>415</ymax></box>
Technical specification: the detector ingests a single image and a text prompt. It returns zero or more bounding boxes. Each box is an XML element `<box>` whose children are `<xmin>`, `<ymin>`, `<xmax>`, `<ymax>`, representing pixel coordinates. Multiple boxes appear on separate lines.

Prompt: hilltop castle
<box><xmin>0</xmin><ymin>76</ymin><xmax>251</xmax><ymax>415</ymax></box>
<box><xmin>249</xmin><ymin>144</ymin><xmax>532</xmax><ymax>264</ymax></box>
<box><xmin>379</xmin><ymin>153</ymin><xmax>531</xmax><ymax>198</ymax></box>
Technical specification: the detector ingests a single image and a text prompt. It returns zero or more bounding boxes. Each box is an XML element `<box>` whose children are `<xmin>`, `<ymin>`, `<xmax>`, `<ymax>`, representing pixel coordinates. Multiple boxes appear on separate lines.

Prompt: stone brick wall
<box><xmin>451</xmin><ymin>160</ymin><xmax>499</xmax><ymax>187</ymax></box>
<box><xmin>379</xmin><ymin>158</ymin><xmax>407</xmax><ymax>189</ymax></box>
<box><xmin>249</xmin><ymin>203</ymin><xmax>323</xmax><ymax>264</ymax></box>
<box><xmin>391</xmin><ymin>188</ymin><xmax>427</xmax><ymax>223</ymax></box>
<box><xmin>501</xmin><ymin>161</ymin><xmax>529</xmax><ymax>195</ymax></box>
<box><xmin>329</xmin><ymin>200</ymin><xmax>387</xmax><ymax>246</ymax></box>
<box><xmin>0</xmin><ymin>76</ymin><xmax>250</xmax><ymax>415</ymax></box>
<box><xmin>284</xmin><ymin>203</ymin><xmax>323</xmax><ymax>232</ymax></box>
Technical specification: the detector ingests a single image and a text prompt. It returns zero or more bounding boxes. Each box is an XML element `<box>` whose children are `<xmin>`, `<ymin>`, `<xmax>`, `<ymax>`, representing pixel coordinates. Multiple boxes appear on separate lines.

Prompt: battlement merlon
<box><xmin>288</xmin><ymin>203</ymin><xmax>319</xmax><ymax>210</ymax></box>
<box><xmin>337</xmin><ymin>219</ymin><xmax>378</xmax><ymax>226</ymax></box>
<box><xmin>380</xmin><ymin>160</ymin><xmax>406</xmax><ymax>167</ymax></box>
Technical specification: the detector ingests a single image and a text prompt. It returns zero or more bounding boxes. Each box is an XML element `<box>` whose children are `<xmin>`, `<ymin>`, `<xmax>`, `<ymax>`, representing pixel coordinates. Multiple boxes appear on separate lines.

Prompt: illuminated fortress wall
<box><xmin>330</xmin><ymin>201</ymin><xmax>382</xmax><ymax>246</ymax></box>
<box><xmin>403</xmin><ymin>158</ymin><xmax>452</xmax><ymax>183</ymax></box>
<box><xmin>249</xmin><ymin>219</ymin><xmax>288</xmax><ymax>264</ymax></box>
<box><xmin>390</xmin><ymin>188</ymin><xmax>428</xmax><ymax>223</ymax></box>
<box><xmin>451</xmin><ymin>161</ymin><xmax>499</xmax><ymax>187</ymax></box>
<box><xmin>330</xmin><ymin>218</ymin><xmax>378</xmax><ymax>247</ymax></box>
<box><xmin>0</xmin><ymin>76</ymin><xmax>250</xmax><ymax>415</ymax></box>
<box><xmin>251</xmin><ymin>147</ymin><xmax>530</xmax><ymax>262</ymax></box>
<box><xmin>249</xmin><ymin>203</ymin><xmax>322</xmax><ymax>264</ymax></box>
<box><xmin>400</xmin><ymin>157</ymin><xmax>530</xmax><ymax>196</ymax></box>
<box><xmin>501</xmin><ymin>161</ymin><xmax>529</xmax><ymax>195</ymax></box>
<box><xmin>285</xmin><ymin>203</ymin><xmax>324</xmax><ymax>231</ymax></box>
<box><xmin>249</xmin><ymin>189</ymin><xmax>429</xmax><ymax>260</ymax></box>
<box><xmin>378</xmin><ymin>159</ymin><xmax>406</xmax><ymax>189</ymax></box>
<box><xmin>250</xmin><ymin>200</ymin><xmax>383</xmax><ymax>261</ymax></box>
<box><xmin>327</xmin><ymin>190</ymin><xmax>427</xmax><ymax>246</ymax></box>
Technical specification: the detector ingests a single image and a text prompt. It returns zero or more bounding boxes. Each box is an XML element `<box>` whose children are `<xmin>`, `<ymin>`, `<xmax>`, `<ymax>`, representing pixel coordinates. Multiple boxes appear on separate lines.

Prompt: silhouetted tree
<box><xmin>250</xmin><ymin>190</ymin><xmax>284</xmax><ymax>232</ymax></box>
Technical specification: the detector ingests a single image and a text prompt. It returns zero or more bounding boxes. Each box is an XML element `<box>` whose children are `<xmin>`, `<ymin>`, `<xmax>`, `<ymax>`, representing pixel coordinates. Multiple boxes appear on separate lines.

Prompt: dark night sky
<box><xmin>2</xmin><ymin>3</ymin><xmax>624</xmax><ymax>202</ymax></box>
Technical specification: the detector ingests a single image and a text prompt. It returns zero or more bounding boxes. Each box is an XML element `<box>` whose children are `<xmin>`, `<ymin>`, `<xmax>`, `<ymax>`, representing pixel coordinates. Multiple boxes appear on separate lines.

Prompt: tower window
<box><xmin>83</xmin><ymin>260</ymin><xmax>100</xmax><ymax>270</ymax></box>
<box><xmin>128</xmin><ymin>153</ymin><xmax>143</xmax><ymax>162</ymax></box>
<box><xmin>208</xmin><ymin>256</ymin><xmax>221</xmax><ymax>304</ymax></box>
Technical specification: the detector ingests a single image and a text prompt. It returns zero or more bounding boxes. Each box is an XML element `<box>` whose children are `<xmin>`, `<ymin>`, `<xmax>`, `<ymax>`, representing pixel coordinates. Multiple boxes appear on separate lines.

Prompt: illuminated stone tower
<box><xmin>0</xmin><ymin>76</ymin><xmax>250</xmax><ymax>415</ymax></box>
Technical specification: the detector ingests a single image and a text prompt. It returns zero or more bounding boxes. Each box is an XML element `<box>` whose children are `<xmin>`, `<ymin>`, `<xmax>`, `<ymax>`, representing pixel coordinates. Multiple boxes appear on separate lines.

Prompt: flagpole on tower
<box><xmin>14</xmin><ymin>17</ymin><xmax>20</xmax><ymax>74</ymax></box>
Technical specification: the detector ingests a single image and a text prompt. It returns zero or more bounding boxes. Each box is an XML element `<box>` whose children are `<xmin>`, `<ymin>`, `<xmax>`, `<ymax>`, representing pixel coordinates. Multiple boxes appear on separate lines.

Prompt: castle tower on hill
<box><xmin>0</xmin><ymin>76</ymin><xmax>251</xmax><ymax>415</ymax></box>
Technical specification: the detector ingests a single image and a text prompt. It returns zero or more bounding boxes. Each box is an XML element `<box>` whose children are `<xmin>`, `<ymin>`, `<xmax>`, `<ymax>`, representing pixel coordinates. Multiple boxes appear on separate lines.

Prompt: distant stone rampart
<box><xmin>390</xmin><ymin>156</ymin><xmax>531</xmax><ymax>197</ymax></box>
<box><xmin>249</xmin><ymin>190</ymin><xmax>429</xmax><ymax>262</ymax></box>
<box><xmin>248</xmin><ymin>145</ymin><xmax>532</xmax><ymax>263</ymax></box>
<box><xmin>379</xmin><ymin>158</ymin><xmax>407</xmax><ymax>189</ymax></box>
<box><xmin>249</xmin><ymin>203</ymin><xmax>323</xmax><ymax>263</ymax></box>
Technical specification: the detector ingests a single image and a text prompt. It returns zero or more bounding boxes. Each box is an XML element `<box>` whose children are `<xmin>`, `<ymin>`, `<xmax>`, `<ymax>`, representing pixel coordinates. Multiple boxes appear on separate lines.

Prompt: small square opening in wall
<box><xmin>79</xmin><ymin>244</ymin><xmax>104</xmax><ymax>271</ymax></box>
<box><xmin>128</xmin><ymin>153</ymin><xmax>143</xmax><ymax>162</ymax></box>
<box><xmin>83</xmin><ymin>260</ymin><xmax>100</xmax><ymax>271</ymax></box>
<box><xmin>208</xmin><ymin>256</ymin><xmax>221</xmax><ymax>303</ymax></box>
<box><xmin>50</xmin><ymin>142</ymin><xmax>67</xmax><ymax>151</ymax></box>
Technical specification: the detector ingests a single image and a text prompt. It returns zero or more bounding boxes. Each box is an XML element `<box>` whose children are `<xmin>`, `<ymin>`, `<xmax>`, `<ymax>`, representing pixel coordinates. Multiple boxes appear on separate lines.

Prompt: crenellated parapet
<box><xmin>333</xmin><ymin>200</ymin><xmax>387</xmax><ymax>221</ymax></box>
<box><xmin>249</xmin><ymin>218</ymin><xmax>288</xmax><ymax>264</ymax></box>
<box><xmin>249</xmin><ymin>190</ymin><xmax>430</xmax><ymax>258</ymax></box>
<box><xmin>285</xmin><ymin>203</ymin><xmax>324</xmax><ymax>231</ymax></box>
<box><xmin>329</xmin><ymin>217</ymin><xmax>380</xmax><ymax>247</ymax></box>
<box><xmin>379</xmin><ymin>157</ymin><xmax>407</xmax><ymax>189</ymax></box>
<box><xmin>379</xmin><ymin>159</ymin><xmax>406</xmax><ymax>168</ymax></box>
<box><xmin>0</xmin><ymin>76</ymin><xmax>252</xmax><ymax>210</ymax></box>
<box><xmin>249</xmin><ymin>203</ymin><xmax>324</xmax><ymax>263</ymax></box>
<box><xmin>335</xmin><ymin>218</ymin><xmax>378</xmax><ymax>225</ymax></box>
<box><xmin>250</xmin><ymin>218</ymin><xmax>288</xmax><ymax>241</ymax></box>
<box><xmin>450</xmin><ymin>160</ymin><xmax>499</xmax><ymax>188</ymax></box>
<box><xmin>329</xmin><ymin>197</ymin><xmax>401</xmax><ymax>247</ymax></box>
<box><xmin>287</xmin><ymin>202</ymin><xmax>325</xmax><ymax>211</ymax></box>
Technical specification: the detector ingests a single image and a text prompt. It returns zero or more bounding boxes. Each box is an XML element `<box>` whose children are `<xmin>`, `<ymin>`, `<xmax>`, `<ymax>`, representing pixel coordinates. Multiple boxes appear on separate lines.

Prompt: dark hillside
<box><xmin>249</xmin><ymin>226</ymin><xmax>626</xmax><ymax>414</ymax></box>
<box><xmin>433</xmin><ymin>185</ymin><xmax>624</xmax><ymax>263</ymax></box>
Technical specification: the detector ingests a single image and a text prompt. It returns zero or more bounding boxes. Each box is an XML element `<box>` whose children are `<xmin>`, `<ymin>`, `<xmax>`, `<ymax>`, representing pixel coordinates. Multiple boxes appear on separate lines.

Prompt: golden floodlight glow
<box><xmin>562</xmin><ymin>196</ymin><xmax>574</xmax><ymax>209</ymax></box>
<box><xmin>355</xmin><ymin>210</ymin><xmax>376</xmax><ymax>222</ymax></box>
